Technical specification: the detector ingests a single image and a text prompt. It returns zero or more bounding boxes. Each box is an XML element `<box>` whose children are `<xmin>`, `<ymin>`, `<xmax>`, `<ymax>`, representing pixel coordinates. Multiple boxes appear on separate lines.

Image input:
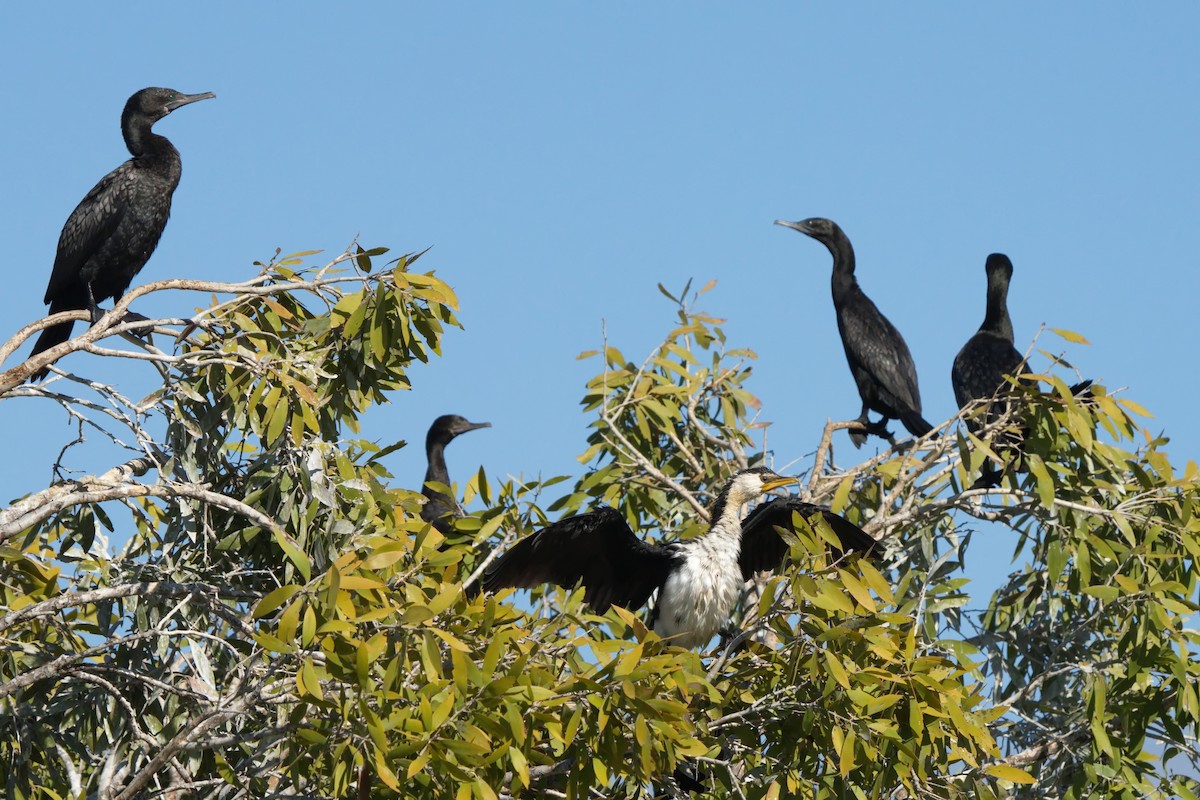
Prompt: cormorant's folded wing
<box><xmin>839</xmin><ymin>298</ymin><xmax>924</xmax><ymax>418</ymax></box>
<box><xmin>45</xmin><ymin>167</ymin><xmax>131</xmax><ymax>304</ymax></box>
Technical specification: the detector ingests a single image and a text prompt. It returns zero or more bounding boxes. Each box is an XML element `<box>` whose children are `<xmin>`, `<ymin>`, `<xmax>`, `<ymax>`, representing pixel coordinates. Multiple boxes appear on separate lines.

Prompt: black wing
<box><xmin>837</xmin><ymin>289</ymin><xmax>923</xmax><ymax>415</ymax></box>
<box><xmin>44</xmin><ymin>164</ymin><xmax>132</xmax><ymax>304</ymax></box>
<box><xmin>739</xmin><ymin>497</ymin><xmax>878</xmax><ymax>580</ymax></box>
<box><xmin>482</xmin><ymin>506</ymin><xmax>677</xmax><ymax>613</ymax></box>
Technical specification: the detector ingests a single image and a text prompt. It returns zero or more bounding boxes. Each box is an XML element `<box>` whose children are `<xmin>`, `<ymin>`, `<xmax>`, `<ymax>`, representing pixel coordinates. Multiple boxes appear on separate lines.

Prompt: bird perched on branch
<box><xmin>420</xmin><ymin>415</ymin><xmax>491</xmax><ymax>535</ymax></box>
<box><xmin>951</xmin><ymin>253</ymin><xmax>1024</xmax><ymax>422</ymax></box>
<box><xmin>480</xmin><ymin>467</ymin><xmax>878</xmax><ymax>649</ymax></box>
<box><xmin>28</xmin><ymin>87</ymin><xmax>215</xmax><ymax>380</ymax></box>
<box><xmin>952</xmin><ymin>253</ymin><xmax>1091</xmax><ymax>488</ymax></box>
<box><xmin>776</xmin><ymin>217</ymin><xmax>933</xmax><ymax>447</ymax></box>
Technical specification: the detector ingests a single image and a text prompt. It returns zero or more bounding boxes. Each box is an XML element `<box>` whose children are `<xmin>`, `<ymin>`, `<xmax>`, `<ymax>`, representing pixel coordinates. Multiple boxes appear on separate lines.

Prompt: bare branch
<box><xmin>0</xmin><ymin>456</ymin><xmax>154</xmax><ymax>539</ymax></box>
<box><xmin>0</xmin><ymin>580</ymin><xmax>249</xmax><ymax>634</ymax></box>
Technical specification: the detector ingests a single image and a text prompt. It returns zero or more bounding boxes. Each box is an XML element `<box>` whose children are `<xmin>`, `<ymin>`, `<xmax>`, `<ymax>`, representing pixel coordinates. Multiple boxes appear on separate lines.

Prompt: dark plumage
<box><xmin>29</xmin><ymin>87</ymin><xmax>215</xmax><ymax>379</ymax></box>
<box><xmin>951</xmin><ymin>253</ymin><xmax>1023</xmax><ymax>419</ymax></box>
<box><xmin>420</xmin><ymin>414</ymin><xmax>491</xmax><ymax>534</ymax></box>
<box><xmin>737</xmin><ymin>496</ymin><xmax>880</xmax><ymax>579</ymax></box>
<box><xmin>951</xmin><ymin>254</ymin><xmax>1091</xmax><ymax>488</ymax></box>
<box><xmin>485</xmin><ymin>504</ymin><xmax>676</xmax><ymax>614</ymax></box>
<box><xmin>776</xmin><ymin>217</ymin><xmax>933</xmax><ymax>447</ymax></box>
<box><xmin>481</xmin><ymin>467</ymin><xmax>877</xmax><ymax>648</ymax></box>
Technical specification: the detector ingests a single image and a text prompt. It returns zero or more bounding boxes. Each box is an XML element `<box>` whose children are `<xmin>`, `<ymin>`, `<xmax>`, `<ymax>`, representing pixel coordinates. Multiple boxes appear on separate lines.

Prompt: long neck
<box><xmin>122</xmin><ymin>113</ymin><xmax>178</xmax><ymax>161</ymax></box>
<box><xmin>706</xmin><ymin>488</ymin><xmax>746</xmax><ymax>545</ymax></box>
<box><xmin>981</xmin><ymin>271</ymin><xmax>1014</xmax><ymax>342</ymax></box>
<box><xmin>423</xmin><ymin>438</ymin><xmax>450</xmax><ymax>497</ymax></box>
<box><xmin>826</xmin><ymin>227</ymin><xmax>858</xmax><ymax>299</ymax></box>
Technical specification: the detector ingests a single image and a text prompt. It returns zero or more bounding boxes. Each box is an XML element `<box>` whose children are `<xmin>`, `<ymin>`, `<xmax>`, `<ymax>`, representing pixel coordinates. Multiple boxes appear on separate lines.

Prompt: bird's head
<box><xmin>719</xmin><ymin>467</ymin><xmax>796</xmax><ymax>510</ymax></box>
<box><xmin>984</xmin><ymin>253</ymin><xmax>1013</xmax><ymax>281</ymax></box>
<box><xmin>124</xmin><ymin>87</ymin><xmax>216</xmax><ymax>125</ymax></box>
<box><xmin>774</xmin><ymin>217</ymin><xmax>845</xmax><ymax>254</ymax></box>
<box><xmin>427</xmin><ymin>414</ymin><xmax>491</xmax><ymax>447</ymax></box>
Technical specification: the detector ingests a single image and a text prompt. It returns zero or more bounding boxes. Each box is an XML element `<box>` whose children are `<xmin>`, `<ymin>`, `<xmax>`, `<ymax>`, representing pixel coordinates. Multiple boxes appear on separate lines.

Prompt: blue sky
<box><xmin>0</xmin><ymin>6</ymin><xmax>1196</xmax><ymax>597</ymax></box>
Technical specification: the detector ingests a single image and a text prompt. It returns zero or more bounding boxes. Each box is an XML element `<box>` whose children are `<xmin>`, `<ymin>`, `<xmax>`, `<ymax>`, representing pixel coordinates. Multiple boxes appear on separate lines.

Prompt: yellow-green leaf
<box><xmin>254</xmin><ymin>585</ymin><xmax>302</xmax><ymax>618</ymax></box>
<box><xmin>984</xmin><ymin>764</ymin><xmax>1037</xmax><ymax>784</ymax></box>
<box><xmin>1050</xmin><ymin>327</ymin><xmax>1091</xmax><ymax>345</ymax></box>
<box><xmin>832</xmin><ymin>474</ymin><xmax>854</xmax><ymax>513</ymax></box>
<box><xmin>1118</xmin><ymin>398</ymin><xmax>1153</xmax><ymax>418</ymax></box>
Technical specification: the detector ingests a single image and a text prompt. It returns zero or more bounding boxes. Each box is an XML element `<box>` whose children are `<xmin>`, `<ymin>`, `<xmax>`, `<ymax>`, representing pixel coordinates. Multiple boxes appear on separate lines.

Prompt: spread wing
<box><xmin>739</xmin><ymin>497</ymin><xmax>878</xmax><ymax>580</ymax></box>
<box><xmin>482</xmin><ymin>506</ymin><xmax>677</xmax><ymax>613</ymax></box>
<box><xmin>44</xmin><ymin>163</ymin><xmax>133</xmax><ymax>304</ymax></box>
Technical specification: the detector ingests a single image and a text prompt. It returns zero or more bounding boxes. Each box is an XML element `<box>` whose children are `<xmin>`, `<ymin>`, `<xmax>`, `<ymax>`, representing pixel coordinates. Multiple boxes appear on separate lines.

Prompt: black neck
<box><xmin>424</xmin><ymin>440</ymin><xmax>450</xmax><ymax>494</ymax></box>
<box><xmin>981</xmin><ymin>270</ymin><xmax>1014</xmax><ymax>342</ymax></box>
<box><xmin>122</xmin><ymin>114</ymin><xmax>177</xmax><ymax>160</ymax></box>
<box><xmin>826</xmin><ymin>226</ymin><xmax>858</xmax><ymax>298</ymax></box>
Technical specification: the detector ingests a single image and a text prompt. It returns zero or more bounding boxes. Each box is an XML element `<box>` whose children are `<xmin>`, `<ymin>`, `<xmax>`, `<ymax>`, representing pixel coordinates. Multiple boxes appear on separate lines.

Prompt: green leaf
<box><xmin>613</xmin><ymin>643</ymin><xmax>644</xmax><ymax>677</ymax></box>
<box><xmin>272</xmin><ymin>528</ymin><xmax>312</xmax><ymax>582</ymax></box>
<box><xmin>984</xmin><ymin>764</ymin><xmax>1037</xmax><ymax>784</ymax></box>
<box><xmin>508</xmin><ymin>746</ymin><xmax>529</xmax><ymax>789</ymax></box>
<box><xmin>1050</xmin><ymin>327</ymin><xmax>1091</xmax><ymax>345</ymax></box>
<box><xmin>1083</xmin><ymin>585</ymin><xmax>1120</xmax><ymax>602</ymax></box>
<box><xmin>831</xmin><ymin>474</ymin><xmax>854</xmax><ymax>513</ymax></box>
<box><xmin>277</xmin><ymin>597</ymin><xmax>302</xmax><ymax>642</ymax></box>
<box><xmin>254</xmin><ymin>585</ymin><xmax>302</xmax><ymax>618</ymax></box>
<box><xmin>824</xmin><ymin>650</ymin><xmax>851</xmax><ymax>690</ymax></box>
<box><xmin>1117</xmin><ymin>397</ymin><xmax>1153</xmax><ymax>418</ymax></box>
<box><xmin>1025</xmin><ymin>454</ymin><xmax>1056</xmax><ymax>509</ymax></box>
<box><xmin>838</xmin><ymin>569</ymin><xmax>877</xmax><ymax>612</ymax></box>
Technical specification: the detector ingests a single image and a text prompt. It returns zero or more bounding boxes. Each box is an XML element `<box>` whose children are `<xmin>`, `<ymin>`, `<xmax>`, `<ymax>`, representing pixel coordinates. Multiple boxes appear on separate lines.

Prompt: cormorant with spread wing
<box><xmin>29</xmin><ymin>87</ymin><xmax>216</xmax><ymax>379</ymax></box>
<box><xmin>481</xmin><ymin>467</ymin><xmax>878</xmax><ymax>649</ymax></box>
<box><xmin>776</xmin><ymin>217</ymin><xmax>933</xmax><ymax>447</ymax></box>
<box><xmin>421</xmin><ymin>415</ymin><xmax>491</xmax><ymax>535</ymax></box>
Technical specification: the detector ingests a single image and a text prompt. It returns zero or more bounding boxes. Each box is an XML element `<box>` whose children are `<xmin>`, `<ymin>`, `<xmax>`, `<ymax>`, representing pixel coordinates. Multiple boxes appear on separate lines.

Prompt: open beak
<box><xmin>167</xmin><ymin>91</ymin><xmax>216</xmax><ymax>112</ymax></box>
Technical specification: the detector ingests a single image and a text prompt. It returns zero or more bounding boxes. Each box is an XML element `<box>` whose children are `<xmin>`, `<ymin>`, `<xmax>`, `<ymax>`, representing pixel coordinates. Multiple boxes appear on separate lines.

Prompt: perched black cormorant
<box><xmin>29</xmin><ymin>87</ymin><xmax>215</xmax><ymax>379</ymax></box>
<box><xmin>951</xmin><ymin>253</ymin><xmax>1091</xmax><ymax>488</ymax></box>
<box><xmin>776</xmin><ymin>218</ymin><xmax>933</xmax><ymax>447</ymax></box>
<box><xmin>481</xmin><ymin>467</ymin><xmax>878</xmax><ymax>649</ymax></box>
<box><xmin>420</xmin><ymin>415</ymin><xmax>491</xmax><ymax>534</ymax></box>
<box><xmin>951</xmin><ymin>253</ymin><xmax>1023</xmax><ymax>420</ymax></box>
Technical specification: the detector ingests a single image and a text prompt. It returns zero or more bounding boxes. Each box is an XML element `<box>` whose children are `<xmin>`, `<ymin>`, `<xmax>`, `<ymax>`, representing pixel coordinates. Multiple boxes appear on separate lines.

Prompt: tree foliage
<box><xmin>0</xmin><ymin>248</ymin><xmax>1197</xmax><ymax>799</ymax></box>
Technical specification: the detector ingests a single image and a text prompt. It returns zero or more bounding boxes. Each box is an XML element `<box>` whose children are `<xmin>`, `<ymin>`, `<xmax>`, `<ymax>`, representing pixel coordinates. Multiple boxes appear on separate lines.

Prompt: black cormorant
<box><xmin>481</xmin><ymin>467</ymin><xmax>877</xmax><ymax>649</ymax></box>
<box><xmin>776</xmin><ymin>217</ymin><xmax>933</xmax><ymax>447</ymax></box>
<box><xmin>29</xmin><ymin>87</ymin><xmax>215</xmax><ymax>379</ymax></box>
<box><xmin>951</xmin><ymin>253</ymin><xmax>1023</xmax><ymax>419</ymax></box>
<box><xmin>951</xmin><ymin>253</ymin><xmax>1091</xmax><ymax>488</ymax></box>
<box><xmin>421</xmin><ymin>414</ymin><xmax>491</xmax><ymax>534</ymax></box>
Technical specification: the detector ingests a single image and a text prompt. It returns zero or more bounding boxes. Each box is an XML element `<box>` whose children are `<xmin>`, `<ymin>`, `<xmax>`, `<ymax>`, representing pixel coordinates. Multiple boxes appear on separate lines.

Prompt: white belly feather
<box><xmin>653</xmin><ymin>540</ymin><xmax>743</xmax><ymax>649</ymax></box>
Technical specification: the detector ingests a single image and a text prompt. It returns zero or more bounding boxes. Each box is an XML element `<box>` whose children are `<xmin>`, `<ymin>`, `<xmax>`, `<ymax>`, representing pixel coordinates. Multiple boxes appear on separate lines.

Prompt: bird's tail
<box><xmin>899</xmin><ymin>409</ymin><xmax>934</xmax><ymax>439</ymax></box>
<box><xmin>671</xmin><ymin>760</ymin><xmax>709</xmax><ymax>793</ymax></box>
<box><xmin>27</xmin><ymin>301</ymin><xmax>77</xmax><ymax>382</ymax></box>
<box><xmin>969</xmin><ymin>463</ymin><xmax>1006</xmax><ymax>491</ymax></box>
<box><xmin>1069</xmin><ymin>379</ymin><xmax>1093</xmax><ymax>398</ymax></box>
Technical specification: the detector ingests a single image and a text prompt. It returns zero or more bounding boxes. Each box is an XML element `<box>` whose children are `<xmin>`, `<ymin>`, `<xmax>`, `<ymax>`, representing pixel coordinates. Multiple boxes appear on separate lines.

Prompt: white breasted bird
<box><xmin>481</xmin><ymin>467</ymin><xmax>878</xmax><ymax>648</ymax></box>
